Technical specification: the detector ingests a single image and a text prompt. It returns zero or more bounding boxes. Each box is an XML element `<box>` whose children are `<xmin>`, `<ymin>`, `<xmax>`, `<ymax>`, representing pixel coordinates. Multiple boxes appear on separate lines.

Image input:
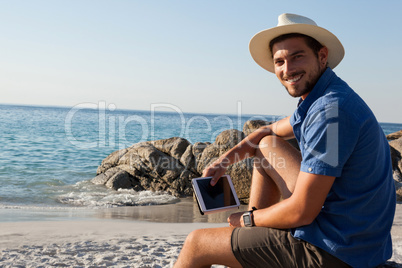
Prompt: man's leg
<box><xmin>174</xmin><ymin>227</ymin><xmax>242</xmax><ymax>268</ymax></box>
<box><xmin>248</xmin><ymin>136</ymin><xmax>301</xmax><ymax>209</ymax></box>
<box><xmin>175</xmin><ymin>136</ymin><xmax>301</xmax><ymax>267</ymax></box>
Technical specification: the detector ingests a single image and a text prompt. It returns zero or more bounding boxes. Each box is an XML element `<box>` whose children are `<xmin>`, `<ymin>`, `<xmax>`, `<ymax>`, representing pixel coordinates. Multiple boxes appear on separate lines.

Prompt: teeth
<box><xmin>287</xmin><ymin>75</ymin><xmax>302</xmax><ymax>83</ymax></box>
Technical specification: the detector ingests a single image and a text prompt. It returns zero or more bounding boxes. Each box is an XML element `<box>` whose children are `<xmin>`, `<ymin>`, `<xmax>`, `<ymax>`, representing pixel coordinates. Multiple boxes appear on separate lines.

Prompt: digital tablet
<box><xmin>192</xmin><ymin>175</ymin><xmax>240</xmax><ymax>215</ymax></box>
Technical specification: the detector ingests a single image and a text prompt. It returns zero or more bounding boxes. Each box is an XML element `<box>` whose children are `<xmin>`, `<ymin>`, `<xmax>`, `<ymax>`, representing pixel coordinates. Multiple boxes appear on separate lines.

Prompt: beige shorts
<box><xmin>231</xmin><ymin>227</ymin><xmax>350</xmax><ymax>268</ymax></box>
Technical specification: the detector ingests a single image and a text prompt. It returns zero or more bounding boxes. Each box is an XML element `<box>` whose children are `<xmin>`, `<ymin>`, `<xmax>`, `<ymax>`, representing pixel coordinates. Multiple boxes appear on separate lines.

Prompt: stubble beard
<box><xmin>283</xmin><ymin>60</ymin><xmax>325</xmax><ymax>98</ymax></box>
<box><xmin>284</xmin><ymin>79</ymin><xmax>314</xmax><ymax>98</ymax></box>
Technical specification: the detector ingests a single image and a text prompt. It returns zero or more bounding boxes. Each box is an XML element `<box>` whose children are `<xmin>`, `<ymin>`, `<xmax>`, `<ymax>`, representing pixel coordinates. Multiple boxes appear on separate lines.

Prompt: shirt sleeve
<box><xmin>300</xmin><ymin>103</ymin><xmax>360</xmax><ymax>177</ymax></box>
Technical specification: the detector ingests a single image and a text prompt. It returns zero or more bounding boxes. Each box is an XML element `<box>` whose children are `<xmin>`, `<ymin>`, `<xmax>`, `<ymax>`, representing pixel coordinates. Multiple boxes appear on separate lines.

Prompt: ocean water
<box><xmin>0</xmin><ymin>104</ymin><xmax>279</xmax><ymax>211</ymax></box>
<box><xmin>0</xmin><ymin>104</ymin><xmax>401</xmax><ymax>218</ymax></box>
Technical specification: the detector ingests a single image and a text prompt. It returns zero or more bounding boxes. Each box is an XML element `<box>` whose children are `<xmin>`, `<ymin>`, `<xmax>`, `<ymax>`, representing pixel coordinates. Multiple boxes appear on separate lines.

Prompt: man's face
<box><xmin>272</xmin><ymin>37</ymin><xmax>328</xmax><ymax>99</ymax></box>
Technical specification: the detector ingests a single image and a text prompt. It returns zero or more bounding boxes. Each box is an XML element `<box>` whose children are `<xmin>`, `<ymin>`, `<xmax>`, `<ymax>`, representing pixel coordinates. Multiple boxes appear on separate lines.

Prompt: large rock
<box><xmin>92</xmin><ymin>141</ymin><xmax>198</xmax><ymax>196</ymax></box>
<box><xmin>390</xmin><ymin>137</ymin><xmax>402</xmax><ymax>175</ymax></box>
<box><xmin>390</xmin><ymin>137</ymin><xmax>402</xmax><ymax>201</ymax></box>
<box><xmin>149</xmin><ymin>137</ymin><xmax>191</xmax><ymax>160</ymax></box>
<box><xmin>96</xmin><ymin>148</ymin><xmax>129</xmax><ymax>174</ymax></box>
<box><xmin>394</xmin><ymin>170</ymin><xmax>402</xmax><ymax>202</ymax></box>
<box><xmin>197</xmin><ymin>129</ymin><xmax>245</xmax><ymax>174</ymax></box>
<box><xmin>91</xmin><ymin>120</ymin><xmax>402</xmax><ymax>205</ymax></box>
<box><xmin>90</xmin><ymin>120</ymin><xmax>303</xmax><ymax>203</ymax></box>
<box><xmin>91</xmin><ymin>128</ymin><xmax>253</xmax><ymax>202</ymax></box>
<box><xmin>105</xmin><ymin>170</ymin><xmax>140</xmax><ymax>191</ymax></box>
<box><xmin>243</xmin><ymin>119</ymin><xmax>273</xmax><ymax>136</ymax></box>
<box><xmin>227</xmin><ymin>158</ymin><xmax>253</xmax><ymax>201</ymax></box>
<box><xmin>387</xmin><ymin>130</ymin><xmax>402</xmax><ymax>141</ymax></box>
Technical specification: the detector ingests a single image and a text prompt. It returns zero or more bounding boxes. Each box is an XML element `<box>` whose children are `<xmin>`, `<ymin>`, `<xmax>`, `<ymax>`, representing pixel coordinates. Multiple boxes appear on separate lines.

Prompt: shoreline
<box><xmin>0</xmin><ymin>197</ymin><xmax>248</xmax><ymax>223</ymax></box>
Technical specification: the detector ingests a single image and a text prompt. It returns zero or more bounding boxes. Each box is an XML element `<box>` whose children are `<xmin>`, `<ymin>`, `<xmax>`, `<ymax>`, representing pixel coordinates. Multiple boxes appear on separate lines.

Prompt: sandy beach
<box><xmin>0</xmin><ymin>220</ymin><xmax>227</xmax><ymax>267</ymax></box>
<box><xmin>1</xmin><ymin>202</ymin><xmax>402</xmax><ymax>267</ymax></box>
<box><xmin>0</xmin><ymin>199</ymin><xmax>240</xmax><ymax>267</ymax></box>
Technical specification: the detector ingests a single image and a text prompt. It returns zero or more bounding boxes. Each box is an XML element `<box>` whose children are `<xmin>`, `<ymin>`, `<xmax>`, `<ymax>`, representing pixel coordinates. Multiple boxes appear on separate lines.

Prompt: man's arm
<box><xmin>228</xmin><ymin>172</ymin><xmax>335</xmax><ymax>228</ymax></box>
<box><xmin>266</xmin><ymin>115</ymin><xmax>295</xmax><ymax>140</ymax></box>
<box><xmin>203</xmin><ymin>116</ymin><xmax>295</xmax><ymax>184</ymax></box>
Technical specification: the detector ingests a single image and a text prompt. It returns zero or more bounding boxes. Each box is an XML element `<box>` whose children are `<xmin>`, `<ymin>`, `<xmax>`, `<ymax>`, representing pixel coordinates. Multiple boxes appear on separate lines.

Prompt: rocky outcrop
<box><xmin>92</xmin><ymin>123</ymin><xmax>402</xmax><ymax>203</ymax></box>
<box><xmin>91</xmin><ymin>119</ymin><xmax>277</xmax><ymax>202</ymax></box>
<box><xmin>92</xmin><ymin>129</ymin><xmax>251</xmax><ymax>201</ymax></box>
<box><xmin>390</xmin><ymin>136</ymin><xmax>402</xmax><ymax>201</ymax></box>
<box><xmin>91</xmin><ymin>119</ymin><xmax>304</xmax><ymax>203</ymax></box>
<box><xmin>196</xmin><ymin>129</ymin><xmax>245</xmax><ymax>174</ymax></box>
<box><xmin>387</xmin><ymin>130</ymin><xmax>402</xmax><ymax>141</ymax></box>
<box><xmin>390</xmin><ymin>137</ymin><xmax>402</xmax><ymax>174</ymax></box>
<box><xmin>243</xmin><ymin>119</ymin><xmax>273</xmax><ymax>136</ymax></box>
<box><xmin>93</xmin><ymin>138</ymin><xmax>198</xmax><ymax>197</ymax></box>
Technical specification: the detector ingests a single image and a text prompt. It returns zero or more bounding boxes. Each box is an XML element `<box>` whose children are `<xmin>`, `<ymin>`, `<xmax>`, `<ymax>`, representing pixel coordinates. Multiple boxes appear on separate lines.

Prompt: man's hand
<box><xmin>202</xmin><ymin>156</ymin><xmax>230</xmax><ymax>186</ymax></box>
<box><xmin>227</xmin><ymin>212</ymin><xmax>244</xmax><ymax>227</ymax></box>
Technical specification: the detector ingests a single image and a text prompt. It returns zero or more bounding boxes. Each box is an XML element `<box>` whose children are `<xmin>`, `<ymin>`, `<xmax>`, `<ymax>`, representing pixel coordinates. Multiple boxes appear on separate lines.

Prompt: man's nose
<box><xmin>283</xmin><ymin>61</ymin><xmax>296</xmax><ymax>76</ymax></box>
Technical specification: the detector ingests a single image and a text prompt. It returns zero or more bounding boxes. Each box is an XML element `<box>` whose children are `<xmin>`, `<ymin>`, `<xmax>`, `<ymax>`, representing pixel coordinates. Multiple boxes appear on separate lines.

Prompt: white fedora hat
<box><xmin>249</xmin><ymin>13</ymin><xmax>345</xmax><ymax>73</ymax></box>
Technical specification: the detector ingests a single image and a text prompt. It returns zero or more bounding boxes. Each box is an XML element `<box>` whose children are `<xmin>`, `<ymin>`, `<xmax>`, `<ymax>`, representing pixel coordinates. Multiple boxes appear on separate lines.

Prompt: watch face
<box><xmin>243</xmin><ymin>213</ymin><xmax>251</xmax><ymax>226</ymax></box>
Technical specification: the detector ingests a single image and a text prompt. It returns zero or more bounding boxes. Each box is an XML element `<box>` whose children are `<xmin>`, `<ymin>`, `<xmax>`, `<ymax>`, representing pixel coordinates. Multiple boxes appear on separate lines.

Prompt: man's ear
<box><xmin>319</xmin><ymin>47</ymin><xmax>329</xmax><ymax>68</ymax></box>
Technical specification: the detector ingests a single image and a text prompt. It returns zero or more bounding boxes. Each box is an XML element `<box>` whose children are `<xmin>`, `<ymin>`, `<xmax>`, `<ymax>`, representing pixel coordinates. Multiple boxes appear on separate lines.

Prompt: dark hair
<box><xmin>269</xmin><ymin>33</ymin><xmax>324</xmax><ymax>58</ymax></box>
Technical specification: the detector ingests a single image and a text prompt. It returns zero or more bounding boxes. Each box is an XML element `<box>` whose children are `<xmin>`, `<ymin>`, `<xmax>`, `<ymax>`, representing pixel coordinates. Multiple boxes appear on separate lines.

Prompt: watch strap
<box><xmin>249</xmin><ymin>207</ymin><xmax>257</xmax><ymax>226</ymax></box>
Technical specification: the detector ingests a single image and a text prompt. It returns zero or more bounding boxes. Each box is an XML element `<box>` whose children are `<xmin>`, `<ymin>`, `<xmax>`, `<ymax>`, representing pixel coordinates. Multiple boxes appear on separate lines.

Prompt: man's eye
<box><xmin>275</xmin><ymin>60</ymin><xmax>284</xmax><ymax>65</ymax></box>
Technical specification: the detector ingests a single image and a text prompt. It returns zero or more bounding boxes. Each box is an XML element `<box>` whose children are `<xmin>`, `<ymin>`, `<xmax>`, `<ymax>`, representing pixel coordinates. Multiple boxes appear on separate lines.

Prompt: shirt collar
<box><xmin>296</xmin><ymin>67</ymin><xmax>336</xmax><ymax>116</ymax></box>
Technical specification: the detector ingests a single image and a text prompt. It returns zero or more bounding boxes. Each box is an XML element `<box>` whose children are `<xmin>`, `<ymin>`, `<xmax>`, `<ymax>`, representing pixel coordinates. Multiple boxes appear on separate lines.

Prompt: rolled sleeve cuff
<box><xmin>300</xmin><ymin>163</ymin><xmax>342</xmax><ymax>177</ymax></box>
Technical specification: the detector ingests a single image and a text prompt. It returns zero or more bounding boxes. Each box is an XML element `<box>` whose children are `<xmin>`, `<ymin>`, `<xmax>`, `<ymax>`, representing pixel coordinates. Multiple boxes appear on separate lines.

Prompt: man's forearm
<box><xmin>221</xmin><ymin>125</ymin><xmax>275</xmax><ymax>166</ymax></box>
<box><xmin>222</xmin><ymin>116</ymin><xmax>294</xmax><ymax>165</ymax></box>
<box><xmin>203</xmin><ymin>117</ymin><xmax>294</xmax><ymax>179</ymax></box>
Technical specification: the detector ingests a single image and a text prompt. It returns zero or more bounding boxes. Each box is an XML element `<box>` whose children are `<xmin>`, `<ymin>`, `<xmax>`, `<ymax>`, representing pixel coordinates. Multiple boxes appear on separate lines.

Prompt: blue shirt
<box><xmin>290</xmin><ymin>68</ymin><xmax>396</xmax><ymax>268</ymax></box>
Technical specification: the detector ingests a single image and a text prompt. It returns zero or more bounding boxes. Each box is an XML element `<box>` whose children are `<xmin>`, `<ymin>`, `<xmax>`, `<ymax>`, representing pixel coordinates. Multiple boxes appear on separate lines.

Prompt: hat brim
<box><xmin>249</xmin><ymin>24</ymin><xmax>345</xmax><ymax>73</ymax></box>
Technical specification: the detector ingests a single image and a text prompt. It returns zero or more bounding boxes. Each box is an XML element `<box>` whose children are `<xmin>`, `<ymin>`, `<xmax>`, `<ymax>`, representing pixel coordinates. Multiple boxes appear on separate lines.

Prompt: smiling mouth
<box><xmin>285</xmin><ymin>74</ymin><xmax>303</xmax><ymax>84</ymax></box>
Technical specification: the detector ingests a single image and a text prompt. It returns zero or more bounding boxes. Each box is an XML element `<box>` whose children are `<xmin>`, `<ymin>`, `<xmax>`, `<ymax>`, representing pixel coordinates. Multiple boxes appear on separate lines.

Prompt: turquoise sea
<box><xmin>1</xmin><ymin>103</ymin><xmax>401</xmax><ymax>221</ymax></box>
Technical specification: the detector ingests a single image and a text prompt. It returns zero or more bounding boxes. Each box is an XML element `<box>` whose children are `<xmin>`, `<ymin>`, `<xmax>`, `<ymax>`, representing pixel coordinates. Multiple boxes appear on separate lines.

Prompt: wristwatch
<box><xmin>243</xmin><ymin>207</ymin><xmax>257</xmax><ymax>227</ymax></box>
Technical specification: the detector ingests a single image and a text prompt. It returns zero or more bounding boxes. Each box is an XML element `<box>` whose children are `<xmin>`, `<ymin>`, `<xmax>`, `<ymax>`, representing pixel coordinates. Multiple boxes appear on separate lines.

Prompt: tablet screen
<box><xmin>196</xmin><ymin>176</ymin><xmax>238</xmax><ymax>210</ymax></box>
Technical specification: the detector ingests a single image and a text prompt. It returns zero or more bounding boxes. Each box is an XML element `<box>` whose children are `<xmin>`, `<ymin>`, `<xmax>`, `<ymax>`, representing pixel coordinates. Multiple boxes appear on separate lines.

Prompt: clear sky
<box><xmin>1</xmin><ymin>0</ymin><xmax>401</xmax><ymax>123</ymax></box>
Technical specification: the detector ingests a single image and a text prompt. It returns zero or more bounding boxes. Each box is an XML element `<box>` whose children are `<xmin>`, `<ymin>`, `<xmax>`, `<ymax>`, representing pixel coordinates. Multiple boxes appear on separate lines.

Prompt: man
<box><xmin>174</xmin><ymin>13</ymin><xmax>396</xmax><ymax>268</ymax></box>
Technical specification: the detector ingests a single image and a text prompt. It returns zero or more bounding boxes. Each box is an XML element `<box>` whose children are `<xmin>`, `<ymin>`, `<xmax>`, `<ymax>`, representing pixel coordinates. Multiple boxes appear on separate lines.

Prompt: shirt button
<box><xmin>308</xmin><ymin>167</ymin><xmax>313</xmax><ymax>172</ymax></box>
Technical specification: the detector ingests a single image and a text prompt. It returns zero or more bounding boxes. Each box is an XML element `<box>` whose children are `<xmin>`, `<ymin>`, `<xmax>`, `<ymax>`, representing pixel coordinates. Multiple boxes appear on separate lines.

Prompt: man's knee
<box><xmin>254</xmin><ymin>135</ymin><xmax>300</xmax><ymax>196</ymax></box>
<box><xmin>182</xmin><ymin>228</ymin><xmax>206</xmax><ymax>253</ymax></box>
<box><xmin>258</xmin><ymin>135</ymin><xmax>286</xmax><ymax>150</ymax></box>
<box><xmin>183</xmin><ymin>229</ymin><xmax>199</xmax><ymax>247</ymax></box>
<box><xmin>256</xmin><ymin>136</ymin><xmax>288</xmax><ymax>168</ymax></box>
<box><xmin>180</xmin><ymin>228</ymin><xmax>224</xmax><ymax>266</ymax></box>
<box><xmin>175</xmin><ymin>229</ymin><xmax>204</xmax><ymax>267</ymax></box>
